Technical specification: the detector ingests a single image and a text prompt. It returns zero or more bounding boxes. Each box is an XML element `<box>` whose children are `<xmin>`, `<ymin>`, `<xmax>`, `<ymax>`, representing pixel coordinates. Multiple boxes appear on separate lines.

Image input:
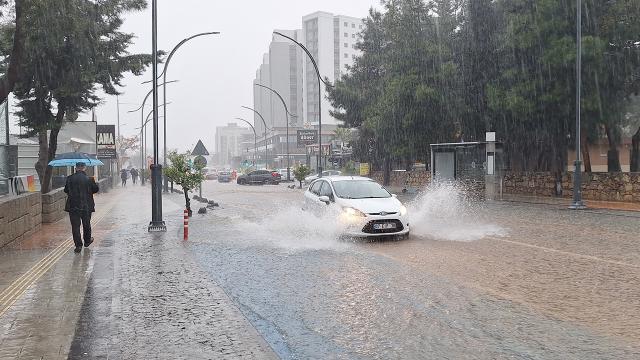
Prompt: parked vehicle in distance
<box><xmin>304</xmin><ymin>170</ymin><xmax>342</xmax><ymax>185</ymax></box>
<box><xmin>303</xmin><ymin>176</ymin><xmax>409</xmax><ymax>238</ymax></box>
<box><xmin>237</xmin><ymin>170</ymin><xmax>281</xmax><ymax>185</ymax></box>
<box><xmin>217</xmin><ymin>171</ymin><xmax>232</xmax><ymax>183</ymax></box>
<box><xmin>205</xmin><ymin>168</ymin><xmax>218</xmax><ymax>180</ymax></box>
<box><xmin>278</xmin><ymin>168</ymin><xmax>292</xmax><ymax>181</ymax></box>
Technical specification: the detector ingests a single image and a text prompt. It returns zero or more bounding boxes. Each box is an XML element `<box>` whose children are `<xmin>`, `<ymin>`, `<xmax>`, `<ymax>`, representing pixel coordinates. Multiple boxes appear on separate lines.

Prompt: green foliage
<box><xmin>293</xmin><ymin>164</ymin><xmax>311</xmax><ymax>188</ymax></box>
<box><xmin>6</xmin><ymin>0</ymin><xmax>152</xmax><ymax>192</ymax></box>
<box><xmin>327</xmin><ymin>0</ymin><xmax>640</xmax><ymax>173</ymax></box>
<box><xmin>164</xmin><ymin>151</ymin><xmax>205</xmax><ymax>192</ymax></box>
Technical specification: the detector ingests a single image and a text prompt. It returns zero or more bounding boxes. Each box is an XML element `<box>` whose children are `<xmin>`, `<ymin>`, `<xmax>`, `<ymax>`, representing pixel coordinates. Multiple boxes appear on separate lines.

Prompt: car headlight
<box><xmin>400</xmin><ymin>205</ymin><xmax>407</xmax><ymax>216</ymax></box>
<box><xmin>343</xmin><ymin>207</ymin><xmax>366</xmax><ymax>218</ymax></box>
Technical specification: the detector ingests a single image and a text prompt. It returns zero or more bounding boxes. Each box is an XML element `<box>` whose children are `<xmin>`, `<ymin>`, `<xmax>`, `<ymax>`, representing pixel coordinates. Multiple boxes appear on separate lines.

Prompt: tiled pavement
<box><xmin>0</xmin><ymin>185</ymin><xmax>277</xmax><ymax>359</ymax></box>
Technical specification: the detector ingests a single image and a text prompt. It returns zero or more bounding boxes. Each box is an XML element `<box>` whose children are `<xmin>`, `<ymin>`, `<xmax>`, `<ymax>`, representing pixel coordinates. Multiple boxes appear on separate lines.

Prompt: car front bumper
<box><xmin>339</xmin><ymin>214</ymin><xmax>410</xmax><ymax>237</ymax></box>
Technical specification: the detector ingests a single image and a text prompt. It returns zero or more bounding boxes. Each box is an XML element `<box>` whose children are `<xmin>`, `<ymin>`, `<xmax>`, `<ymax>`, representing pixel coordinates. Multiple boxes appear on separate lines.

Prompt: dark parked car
<box><xmin>237</xmin><ymin>170</ymin><xmax>281</xmax><ymax>185</ymax></box>
<box><xmin>218</xmin><ymin>171</ymin><xmax>232</xmax><ymax>183</ymax></box>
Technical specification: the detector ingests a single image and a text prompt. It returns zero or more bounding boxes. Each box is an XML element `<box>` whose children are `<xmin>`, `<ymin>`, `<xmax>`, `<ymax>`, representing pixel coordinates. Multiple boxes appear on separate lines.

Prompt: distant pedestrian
<box><xmin>120</xmin><ymin>169</ymin><xmax>128</xmax><ymax>186</ymax></box>
<box><xmin>130</xmin><ymin>168</ymin><xmax>139</xmax><ymax>185</ymax></box>
<box><xmin>64</xmin><ymin>162</ymin><xmax>99</xmax><ymax>253</ymax></box>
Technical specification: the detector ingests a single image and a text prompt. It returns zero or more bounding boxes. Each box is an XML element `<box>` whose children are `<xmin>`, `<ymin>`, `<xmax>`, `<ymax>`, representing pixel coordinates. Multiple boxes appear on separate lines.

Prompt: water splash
<box><xmin>238</xmin><ymin>205</ymin><xmax>351</xmax><ymax>252</ymax></box>
<box><xmin>407</xmin><ymin>183</ymin><xmax>506</xmax><ymax>242</ymax></box>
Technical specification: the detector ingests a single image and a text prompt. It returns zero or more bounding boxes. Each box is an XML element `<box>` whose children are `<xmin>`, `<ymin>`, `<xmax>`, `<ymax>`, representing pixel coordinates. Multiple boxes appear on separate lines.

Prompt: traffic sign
<box><xmin>192</xmin><ymin>140</ymin><xmax>210</xmax><ymax>156</ymax></box>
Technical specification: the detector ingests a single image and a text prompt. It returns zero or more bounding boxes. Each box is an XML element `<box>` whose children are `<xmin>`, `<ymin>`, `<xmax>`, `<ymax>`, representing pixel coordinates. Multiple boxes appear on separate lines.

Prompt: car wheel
<box><xmin>238</xmin><ymin>179</ymin><xmax>246</xmax><ymax>185</ymax></box>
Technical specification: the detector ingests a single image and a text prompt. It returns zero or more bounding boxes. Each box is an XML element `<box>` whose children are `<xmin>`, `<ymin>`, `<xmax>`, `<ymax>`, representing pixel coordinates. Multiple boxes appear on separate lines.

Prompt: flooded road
<box><xmin>183</xmin><ymin>181</ymin><xmax>640</xmax><ymax>359</ymax></box>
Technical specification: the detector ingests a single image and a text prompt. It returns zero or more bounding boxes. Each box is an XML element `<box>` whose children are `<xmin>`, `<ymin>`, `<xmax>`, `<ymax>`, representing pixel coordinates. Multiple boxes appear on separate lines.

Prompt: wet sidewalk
<box><xmin>0</xmin><ymin>185</ymin><xmax>277</xmax><ymax>359</ymax></box>
<box><xmin>498</xmin><ymin>193</ymin><xmax>640</xmax><ymax>212</ymax></box>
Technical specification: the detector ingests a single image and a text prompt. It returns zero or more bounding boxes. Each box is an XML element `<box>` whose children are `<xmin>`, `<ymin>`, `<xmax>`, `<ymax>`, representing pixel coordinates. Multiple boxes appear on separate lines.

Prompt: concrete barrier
<box><xmin>42</xmin><ymin>187</ymin><xmax>67</xmax><ymax>223</ymax></box>
<box><xmin>0</xmin><ymin>192</ymin><xmax>42</xmax><ymax>248</ymax></box>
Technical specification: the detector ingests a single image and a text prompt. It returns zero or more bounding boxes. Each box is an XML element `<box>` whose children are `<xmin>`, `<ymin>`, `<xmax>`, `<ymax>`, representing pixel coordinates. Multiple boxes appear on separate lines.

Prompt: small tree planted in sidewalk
<box><xmin>293</xmin><ymin>164</ymin><xmax>311</xmax><ymax>189</ymax></box>
<box><xmin>164</xmin><ymin>151</ymin><xmax>204</xmax><ymax>216</ymax></box>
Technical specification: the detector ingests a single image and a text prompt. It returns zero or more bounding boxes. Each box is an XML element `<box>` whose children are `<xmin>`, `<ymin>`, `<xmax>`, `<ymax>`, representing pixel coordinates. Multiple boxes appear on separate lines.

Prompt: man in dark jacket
<box><xmin>64</xmin><ymin>162</ymin><xmax>99</xmax><ymax>253</ymax></box>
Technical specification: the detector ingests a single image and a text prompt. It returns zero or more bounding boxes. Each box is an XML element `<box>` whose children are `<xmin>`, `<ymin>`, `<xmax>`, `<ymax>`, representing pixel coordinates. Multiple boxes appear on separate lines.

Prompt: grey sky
<box><xmin>65</xmin><ymin>0</ymin><xmax>379</xmax><ymax>154</ymax></box>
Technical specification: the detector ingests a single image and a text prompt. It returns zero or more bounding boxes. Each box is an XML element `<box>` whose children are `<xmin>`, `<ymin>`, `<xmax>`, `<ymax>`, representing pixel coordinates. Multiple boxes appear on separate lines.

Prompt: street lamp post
<box><xmin>242</xmin><ymin>106</ymin><xmax>271</xmax><ymax>169</ymax></box>
<box><xmin>158</xmin><ymin>31</ymin><xmax>219</xmax><ymax>192</ymax></box>
<box><xmin>273</xmin><ymin>31</ymin><xmax>332</xmax><ymax>177</ymax></box>
<box><xmin>254</xmin><ymin>83</ymin><xmax>295</xmax><ymax>181</ymax></box>
<box><xmin>235</xmin><ymin>118</ymin><xmax>257</xmax><ymax>167</ymax></box>
<box><xmin>149</xmin><ymin>0</ymin><xmax>165</xmax><ymax>231</ymax></box>
<box><xmin>570</xmin><ymin>0</ymin><xmax>586</xmax><ymax>210</ymax></box>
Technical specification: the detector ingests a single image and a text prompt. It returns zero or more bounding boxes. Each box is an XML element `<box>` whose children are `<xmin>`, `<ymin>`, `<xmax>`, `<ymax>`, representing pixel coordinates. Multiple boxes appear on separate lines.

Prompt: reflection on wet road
<box><xmin>187</xmin><ymin>181</ymin><xmax>640</xmax><ymax>359</ymax></box>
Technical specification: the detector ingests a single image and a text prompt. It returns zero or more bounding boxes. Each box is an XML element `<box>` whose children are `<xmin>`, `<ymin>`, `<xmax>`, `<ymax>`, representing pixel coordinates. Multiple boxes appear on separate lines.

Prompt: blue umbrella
<box><xmin>48</xmin><ymin>152</ymin><xmax>104</xmax><ymax>167</ymax></box>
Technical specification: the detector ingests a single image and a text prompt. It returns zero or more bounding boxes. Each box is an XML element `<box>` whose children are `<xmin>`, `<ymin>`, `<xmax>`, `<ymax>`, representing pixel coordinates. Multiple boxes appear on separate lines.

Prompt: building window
<box><xmin>344</xmin><ymin>53</ymin><xmax>349</xmax><ymax>58</ymax></box>
<box><xmin>344</xmin><ymin>32</ymin><xmax>348</xmax><ymax>37</ymax></box>
<box><xmin>344</xmin><ymin>43</ymin><xmax>348</xmax><ymax>48</ymax></box>
<box><xmin>352</xmin><ymin>44</ymin><xmax>356</xmax><ymax>49</ymax></box>
<box><xmin>352</xmin><ymin>34</ymin><xmax>356</xmax><ymax>39</ymax></box>
<box><xmin>344</xmin><ymin>21</ymin><xmax>348</xmax><ymax>27</ymax></box>
<box><xmin>359</xmin><ymin>24</ymin><xmax>363</xmax><ymax>29</ymax></box>
<box><xmin>352</xmin><ymin>23</ymin><xmax>355</xmax><ymax>28</ymax></box>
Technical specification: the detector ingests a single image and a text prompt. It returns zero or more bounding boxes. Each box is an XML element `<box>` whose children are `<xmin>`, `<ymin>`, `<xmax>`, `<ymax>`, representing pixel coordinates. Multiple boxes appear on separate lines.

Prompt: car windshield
<box><xmin>332</xmin><ymin>180</ymin><xmax>391</xmax><ymax>199</ymax></box>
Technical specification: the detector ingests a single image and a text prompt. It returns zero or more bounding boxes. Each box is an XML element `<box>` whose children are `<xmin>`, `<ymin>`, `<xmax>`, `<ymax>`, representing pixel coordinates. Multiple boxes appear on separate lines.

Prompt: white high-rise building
<box><xmin>302</xmin><ymin>12</ymin><xmax>363</xmax><ymax>127</ymax></box>
<box><xmin>215</xmin><ymin>123</ymin><xmax>253</xmax><ymax>167</ymax></box>
<box><xmin>251</xmin><ymin>12</ymin><xmax>363</xmax><ymax>169</ymax></box>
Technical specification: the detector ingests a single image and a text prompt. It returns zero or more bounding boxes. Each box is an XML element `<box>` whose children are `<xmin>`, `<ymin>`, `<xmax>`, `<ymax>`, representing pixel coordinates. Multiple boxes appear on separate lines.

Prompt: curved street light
<box><xmin>235</xmin><ymin>117</ymin><xmax>257</xmax><ymax>168</ymax></box>
<box><xmin>273</xmin><ymin>31</ymin><xmax>332</xmax><ymax>177</ymax></box>
<box><xmin>241</xmin><ymin>106</ymin><xmax>271</xmax><ymax>169</ymax></box>
<box><xmin>127</xmin><ymin>80</ymin><xmax>178</xmax><ymax>185</ymax></box>
<box><xmin>254</xmin><ymin>83</ymin><xmax>296</xmax><ymax>181</ymax></box>
<box><xmin>570</xmin><ymin>0</ymin><xmax>586</xmax><ymax>210</ymax></box>
<box><xmin>161</xmin><ymin>31</ymin><xmax>220</xmax><ymax>192</ymax></box>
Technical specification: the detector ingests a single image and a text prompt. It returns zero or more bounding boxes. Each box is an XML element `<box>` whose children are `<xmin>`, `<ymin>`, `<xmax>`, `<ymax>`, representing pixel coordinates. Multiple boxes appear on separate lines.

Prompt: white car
<box><xmin>304</xmin><ymin>176</ymin><xmax>409</xmax><ymax>238</ymax></box>
<box><xmin>304</xmin><ymin>170</ymin><xmax>342</xmax><ymax>185</ymax></box>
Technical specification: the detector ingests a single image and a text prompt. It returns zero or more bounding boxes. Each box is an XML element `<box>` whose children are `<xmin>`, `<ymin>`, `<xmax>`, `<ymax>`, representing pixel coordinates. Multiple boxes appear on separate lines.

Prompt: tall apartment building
<box><xmin>253</xmin><ymin>30</ymin><xmax>304</xmax><ymax>135</ymax></box>
<box><xmin>252</xmin><ymin>12</ymin><xmax>363</xmax><ymax>169</ymax></box>
<box><xmin>215</xmin><ymin>123</ymin><xmax>253</xmax><ymax>167</ymax></box>
<box><xmin>302</xmin><ymin>12</ymin><xmax>363</xmax><ymax>127</ymax></box>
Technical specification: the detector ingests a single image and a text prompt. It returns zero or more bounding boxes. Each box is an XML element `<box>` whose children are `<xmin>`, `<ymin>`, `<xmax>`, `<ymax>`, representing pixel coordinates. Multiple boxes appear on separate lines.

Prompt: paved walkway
<box><xmin>498</xmin><ymin>193</ymin><xmax>640</xmax><ymax>212</ymax></box>
<box><xmin>0</xmin><ymin>185</ymin><xmax>277</xmax><ymax>359</ymax></box>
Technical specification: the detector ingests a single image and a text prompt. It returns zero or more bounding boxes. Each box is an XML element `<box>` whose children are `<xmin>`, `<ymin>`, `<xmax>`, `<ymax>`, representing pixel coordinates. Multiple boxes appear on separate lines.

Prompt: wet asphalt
<box><xmin>178</xmin><ymin>180</ymin><xmax>640</xmax><ymax>359</ymax></box>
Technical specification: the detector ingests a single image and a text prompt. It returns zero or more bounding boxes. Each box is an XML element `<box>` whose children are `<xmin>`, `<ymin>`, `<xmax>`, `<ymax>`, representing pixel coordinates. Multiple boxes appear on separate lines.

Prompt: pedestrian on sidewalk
<box><xmin>120</xmin><ymin>168</ymin><xmax>128</xmax><ymax>187</ymax></box>
<box><xmin>64</xmin><ymin>162</ymin><xmax>100</xmax><ymax>253</ymax></box>
<box><xmin>130</xmin><ymin>168</ymin><xmax>139</xmax><ymax>185</ymax></box>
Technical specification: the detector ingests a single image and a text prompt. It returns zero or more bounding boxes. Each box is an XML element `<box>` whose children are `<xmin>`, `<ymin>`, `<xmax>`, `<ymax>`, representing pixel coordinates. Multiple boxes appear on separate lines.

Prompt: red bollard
<box><xmin>183</xmin><ymin>209</ymin><xmax>189</xmax><ymax>240</ymax></box>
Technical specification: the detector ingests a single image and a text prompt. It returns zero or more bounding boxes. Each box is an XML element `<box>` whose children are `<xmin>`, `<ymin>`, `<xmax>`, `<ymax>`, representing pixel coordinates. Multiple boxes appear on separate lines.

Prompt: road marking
<box><xmin>0</xmin><ymin>195</ymin><xmax>118</xmax><ymax>319</ymax></box>
<box><xmin>492</xmin><ymin>238</ymin><xmax>640</xmax><ymax>269</ymax></box>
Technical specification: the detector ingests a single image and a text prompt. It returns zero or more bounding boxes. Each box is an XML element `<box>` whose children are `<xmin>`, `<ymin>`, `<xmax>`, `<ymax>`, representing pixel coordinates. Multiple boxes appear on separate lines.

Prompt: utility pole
<box><xmin>570</xmin><ymin>0</ymin><xmax>586</xmax><ymax>210</ymax></box>
<box><xmin>148</xmin><ymin>0</ymin><xmax>166</xmax><ymax>231</ymax></box>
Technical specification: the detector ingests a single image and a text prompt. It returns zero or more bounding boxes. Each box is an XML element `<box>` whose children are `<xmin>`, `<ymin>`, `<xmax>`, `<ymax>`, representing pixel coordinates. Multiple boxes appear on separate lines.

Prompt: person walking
<box><xmin>130</xmin><ymin>168</ymin><xmax>139</xmax><ymax>185</ymax></box>
<box><xmin>64</xmin><ymin>162</ymin><xmax>99</xmax><ymax>253</ymax></box>
<box><xmin>120</xmin><ymin>168</ymin><xmax>128</xmax><ymax>187</ymax></box>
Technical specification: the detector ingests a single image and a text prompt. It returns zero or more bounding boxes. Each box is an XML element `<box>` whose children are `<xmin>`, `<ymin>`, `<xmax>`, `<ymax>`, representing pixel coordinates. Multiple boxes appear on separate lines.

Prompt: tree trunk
<box><xmin>40</xmin><ymin>106</ymin><xmax>66</xmax><ymax>194</ymax></box>
<box><xmin>604</xmin><ymin>124</ymin><xmax>621</xmax><ymax>172</ymax></box>
<box><xmin>35</xmin><ymin>130</ymin><xmax>49</xmax><ymax>190</ymax></box>
<box><xmin>631</xmin><ymin>126</ymin><xmax>640</xmax><ymax>173</ymax></box>
<box><xmin>383</xmin><ymin>155</ymin><xmax>391</xmax><ymax>186</ymax></box>
<box><xmin>580</xmin><ymin>130</ymin><xmax>592</xmax><ymax>173</ymax></box>
<box><xmin>0</xmin><ymin>0</ymin><xmax>26</xmax><ymax>103</ymax></box>
<box><xmin>183</xmin><ymin>188</ymin><xmax>192</xmax><ymax>217</ymax></box>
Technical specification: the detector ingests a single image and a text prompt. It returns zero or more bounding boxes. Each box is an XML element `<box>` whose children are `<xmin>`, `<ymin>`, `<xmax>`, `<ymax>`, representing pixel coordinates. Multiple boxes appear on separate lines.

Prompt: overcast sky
<box><xmin>30</xmin><ymin>0</ymin><xmax>380</xmax><ymax>154</ymax></box>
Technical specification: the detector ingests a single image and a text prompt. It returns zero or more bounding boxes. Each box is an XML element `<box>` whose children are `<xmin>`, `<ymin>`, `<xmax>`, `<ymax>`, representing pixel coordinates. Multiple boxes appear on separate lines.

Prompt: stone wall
<box><xmin>370</xmin><ymin>171</ymin><xmax>431</xmax><ymax>189</ymax></box>
<box><xmin>503</xmin><ymin>172</ymin><xmax>640</xmax><ymax>202</ymax></box>
<box><xmin>0</xmin><ymin>192</ymin><xmax>42</xmax><ymax>248</ymax></box>
<box><xmin>42</xmin><ymin>187</ymin><xmax>67</xmax><ymax>223</ymax></box>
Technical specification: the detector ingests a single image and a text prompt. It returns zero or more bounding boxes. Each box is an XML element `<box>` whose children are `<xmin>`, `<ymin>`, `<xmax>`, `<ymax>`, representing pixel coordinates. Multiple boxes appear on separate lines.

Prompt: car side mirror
<box><xmin>392</xmin><ymin>194</ymin><xmax>398</xmax><ymax>198</ymax></box>
<box><xmin>318</xmin><ymin>196</ymin><xmax>331</xmax><ymax>204</ymax></box>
